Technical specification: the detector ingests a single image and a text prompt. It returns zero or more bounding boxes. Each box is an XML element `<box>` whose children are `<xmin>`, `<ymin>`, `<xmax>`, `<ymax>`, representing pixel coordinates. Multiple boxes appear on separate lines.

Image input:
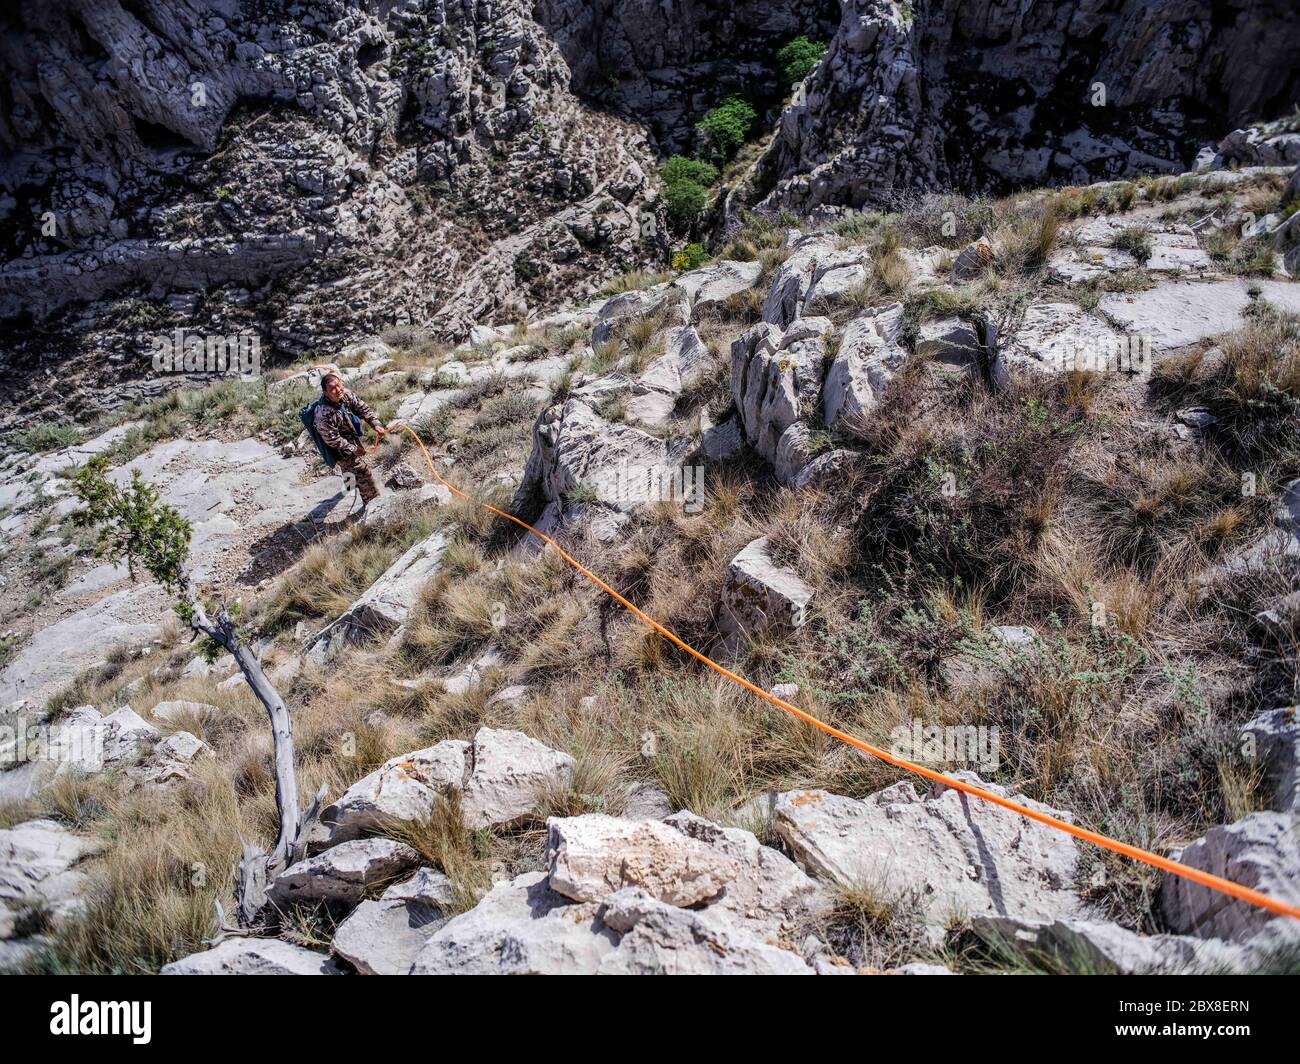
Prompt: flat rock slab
<box><xmin>109</xmin><ymin>437</ymin><xmax>343</xmax><ymax>582</ymax></box>
<box><xmin>773</xmin><ymin>776</ymin><xmax>1085</xmax><ymax>931</ymax></box>
<box><xmin>1001</xmin><ymin>303</ymin><xmax>1126</xmax><ymax>374</ymax></box>
<box><xmin>1100</xmin><ymin>279</ymin><xmax>1300</xmax><ymax>350</ymax></box>
<box><xmin>1</xmin><ymin>435</ymin><xmax>344</xmax><ymax>704</ymax></box>
<box><xmin>161</xmin><ymin>937</ymin><xmax>344</xmax><ymax>975</ymax></box>
<box><xmin>361</xmin><ymin>482</ymin><xmax>452</xmax><ymax>531</ymax></box>
<box><xmin>0</xmin><ymin>584</ymin><xmax>164</xmax><ymax>706</ymax></box>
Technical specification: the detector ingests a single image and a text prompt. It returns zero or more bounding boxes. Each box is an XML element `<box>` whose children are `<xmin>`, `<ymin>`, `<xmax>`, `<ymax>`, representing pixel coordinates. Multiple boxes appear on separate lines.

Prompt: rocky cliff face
<box><xmin>747</xmin><ymin>0</ymin><xmax>1300</xmax><ymax>212</ymax></box>
<box><xmin>2</xmin><ymin>0</ymin><xmax>1298</xmax><ymax>433</ymax></box>
<box><xmin>0</xmin><ymin>0</ymin><xmax>659</xmax><ymax>429</ymax></box>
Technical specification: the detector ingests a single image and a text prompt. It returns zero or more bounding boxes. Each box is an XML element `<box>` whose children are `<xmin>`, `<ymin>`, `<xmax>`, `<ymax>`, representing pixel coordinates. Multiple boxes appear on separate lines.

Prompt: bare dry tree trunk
<box><xmin>181</xmin><ymin>580</ymin><xmax>325</xmax><ymax>931</ymax></box>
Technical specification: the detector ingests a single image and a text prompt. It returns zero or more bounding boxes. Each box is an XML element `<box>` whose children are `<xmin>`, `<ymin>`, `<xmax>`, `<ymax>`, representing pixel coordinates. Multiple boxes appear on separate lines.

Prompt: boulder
<box><xmin>673</xmin><ymin>259</ymin><xmax>761</xmax><ymax>310</ymax></box>
<box><xmin>310</xmin><ymin>739</ymin><xmax>471</xmax><ymax>849</ymax></box>
<box><xmin>1241</xmin><ymin>707</ymin><xmax>1300</xmax><ymax>814</ymax></box>
<box><xmin>310</xmin><ymin>728</ymin><xmax>572</xmax><ymax>848</ymax></box>
<box><xmin>942</xmin><ymin>624</ymin><xmax>1040</xmax><ymax>693</ymax></box>
<box><xmin>591</xmin><ymin>287</ymin><xmax>687</xmax><ymax>345</ymax></box>
<box><xmin>621</xmin><ymin>783</ymin><xmax>674</xmax><ymax>820</ymax></box>
<box><xmin>410</xmin><ymin>871</ymin><xmax>617</xmax><ymax>975</ymax></box>
<box><xmin>731</xmin><ymin>317</ymin><xmax>830</xmax><ymax>478</ymax></box>
<box><xmin>98</xmin><ymin>706</ymin><xmax>159</xmax><ymax>764</ymax></box>
<box><xmin>971</xmin><ymin>915</ymin><xmax>1264</xmax><ymax>975</ymax></box>
<box><xmin>701</xmin><ymin>416</ymin><xmax>745</xmax><ymax>462</ymax></box>
<box><xmin>148</xmin><ymin>700</ymin><xmax>219</xmax><ymax>725</ymax></box>
<box><xmin>521</xmin><ymin>396</ymin><xmax>691</xmax><ymax>514</ymax></box>
<box><xmin>596</xmin><ymin>888</ymin><xmax>814</xmax><ymax>975</ymax></box>
<box><xmin>760</xmin><ymin>235</ymin><xmax>844</xmax><ymax>327</ymax></box>
<box><xmin>0</xmin><ymin>819</ymin><xmax>101</xmax><ymax>932</ymax></box>
<box><xmin>460</xmin><ymin>727</ymin><xmax>576</xmax><ymax>831</ymax></box>
<box><xmin>822</xmin><ymin>302</ymin><xmax>906</xmax><ymax>428</ymax></box>
<box><xmin>546</xmin><ymin>814</ymin><xmax>741</xmax><ymax>906</ymax></box>
<box><xmin>127</xmin><ymin>731</ymin><xmax>211</xmax><ymax>788</ymax></box>
<box><xmin>662</xmin><ymin>810</ymin><xmax>827</xmax><ymax>935</ymax></box>
<box><xmin>331</xmin><ymin>868</ymin><xmax>457</xmax><ymax>975</ymax></box>
<box><xmin>624</xmin><ymin>325</ymin><xmax>709</xmax><ymax>428</ymax></box>
<box><xmin>772</xmin><ymin>775</ymin><xmax>1085</xmax><ymax>931</ymax></box>
<box><xmin>306</xmin><ymin>530</ymin><xmax>453</xmax><ymax>663</ymax></box>
<box><xmin>718</xmin><ymin>537</ymin><xmax>814</xmax><ymax>652</ymax></box>
<box><xmin>950</xmin><ymin>237</ymin><xmax>995</xmax><ymax>281</ymax></box>
<box><xmin>268</xmin><ymin>838</ymin><xmax>422</xmax><ymax>910</ymax></box>
<box><xmin>802</xmin><ymin>261</ymin><xmax>870</xmax><ymax>314</ymax></box>
<box><xmin>914</xmin><ymin>316</ymin><xmax>982</xmax><ymax>371</ymax></box>
<box><xmin>1162</xmin><ymin>812</ymin><xmax>1300</xmax><ymax>942</ymax></box>
<box><xmin>161</xmin><ymin>938</ymin><xmax>343</xmax><ymax>975</ymax></box>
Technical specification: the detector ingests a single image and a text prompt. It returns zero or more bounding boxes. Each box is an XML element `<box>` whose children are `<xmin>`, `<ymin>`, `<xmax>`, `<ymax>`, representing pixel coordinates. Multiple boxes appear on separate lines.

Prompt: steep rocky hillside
<box><xmin>5</xmin><ymin>1</ymin><xmax>1299</xmax><ymax>433</ymax></box>
<box><xmin>3</xmin><ymin>153</ymin><xmax>1299</xmax><ymax>974</ymax></box>
<box><xmin>1</xmin><ymin>1</ymin><xmax>1299</xmax><ymax>978</ymax></box>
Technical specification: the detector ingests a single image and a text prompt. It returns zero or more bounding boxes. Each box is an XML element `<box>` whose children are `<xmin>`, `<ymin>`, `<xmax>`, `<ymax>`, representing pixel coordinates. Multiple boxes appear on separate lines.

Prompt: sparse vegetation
<box><xmin>11</xmin><ymin>423</ymin><xmax>81</xmax><ymax>454</ymax></box>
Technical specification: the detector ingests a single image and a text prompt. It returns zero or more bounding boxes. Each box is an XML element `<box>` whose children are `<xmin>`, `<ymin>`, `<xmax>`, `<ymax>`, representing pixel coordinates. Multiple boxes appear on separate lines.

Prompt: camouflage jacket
<box><xmin>313</xmin><ymin>388</ymin><xmax>381</xmax><ymax>459</ymax></box>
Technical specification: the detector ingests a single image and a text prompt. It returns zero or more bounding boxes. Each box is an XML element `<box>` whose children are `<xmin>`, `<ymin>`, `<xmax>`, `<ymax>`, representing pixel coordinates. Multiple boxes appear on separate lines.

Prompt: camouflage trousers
<box><xmin>336</xmin><ymin>452</ymin><xmax>380</xmax><ymax>505</ymax></box>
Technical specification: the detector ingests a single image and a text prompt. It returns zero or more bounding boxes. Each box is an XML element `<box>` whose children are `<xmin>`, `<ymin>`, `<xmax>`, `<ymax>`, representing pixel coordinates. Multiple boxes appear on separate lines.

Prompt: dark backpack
<box><xmin>300</xmin><ymin>398</ymin><xmax>365</xmax><ymax>468</ymax></box>
<box><xmin>299</xmin><ymin>399</ymin><xmax>338</xmax><ymax>467</ymax></box>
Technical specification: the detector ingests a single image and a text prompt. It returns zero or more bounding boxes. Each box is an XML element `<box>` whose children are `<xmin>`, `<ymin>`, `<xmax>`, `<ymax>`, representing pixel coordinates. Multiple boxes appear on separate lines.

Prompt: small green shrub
<box><xmin>660</xmin><ymin>156</ymin><xmax>719</xmax><ymax>233</ymax></box>
<box><xmin>695</xmin><ymin>96</ymin><xmax>756</xmax><ymax>164</ymax></box>
<box><xmin>672</xmin><ymin>243</ymin><xmax>709</xmax><ymax>271</ymax></box>
<box><xmin>777</xmin><ymin>36</ymin><xmax>827</xmax><ymax>89</ymax></box>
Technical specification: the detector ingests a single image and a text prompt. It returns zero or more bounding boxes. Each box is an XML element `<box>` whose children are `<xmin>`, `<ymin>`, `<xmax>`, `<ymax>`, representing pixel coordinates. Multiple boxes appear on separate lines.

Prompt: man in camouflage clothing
<box><xmin>315</xmin><ymin>372</ymin><xmax>384</xmax><ymax>507</ymax></box>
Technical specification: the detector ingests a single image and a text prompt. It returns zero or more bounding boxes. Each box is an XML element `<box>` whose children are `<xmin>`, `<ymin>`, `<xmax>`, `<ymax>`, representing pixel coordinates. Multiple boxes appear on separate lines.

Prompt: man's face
<box><xmin>323</xmin><ymin>376</ymin><xmax>344</xmax><ymax>403</ymax></box>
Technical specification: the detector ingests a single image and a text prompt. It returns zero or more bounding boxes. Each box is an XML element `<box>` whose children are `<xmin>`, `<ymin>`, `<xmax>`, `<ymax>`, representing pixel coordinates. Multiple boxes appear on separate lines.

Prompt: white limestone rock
<box><xmin>1162</xmin><ymin>812</ymin><xmax>1300</xmax><ymax>942</ymax></box>
<box><xmin>161</xmin><ymin>938</ymin><xmax>343</xmax><ymax>975</ymax></box>
<box><xmin>331</xmin><ymin>868</ymin><xmax>457</xmax><ymax>975</ymax></box>
<box><xmin>718</xmin><ymin>537</ymin><xmax>814</xmax><ymax>652</ymax></box>
<box><xmin>546</xmin><ymin>814</ymin><xmax>741</xmax><ymax>907</ymax></box>
<box><xmin>410</xmin><ymin>871</ymin><xmax>617</xmax><ymax>975</ymax></box>
<box><xmin>773</xmin><ymin>775</ymin><xmax>1086</xmax><ymax>932</ymax></box>
<box><xmin>306</xmin><ymin>530</ymin><xmax>453</xmax><ymax>663</ymax></box>
<box><xmin>268</xmin><ymin>838</ymin><xmax>422</xmax><ymax>910</ymax></box>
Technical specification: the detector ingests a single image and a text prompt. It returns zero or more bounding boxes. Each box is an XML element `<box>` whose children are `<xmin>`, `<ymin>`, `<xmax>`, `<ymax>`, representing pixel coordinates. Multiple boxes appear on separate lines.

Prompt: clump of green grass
<box><xmin>1110</xmin><ymin>226</ymin><xmax>1153</xmax><ymax>264</ymax></box>
<box><xmin>11</xmin><ymin>423</ymin><xmax>81</xmax><ymax>454</ymax></box>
